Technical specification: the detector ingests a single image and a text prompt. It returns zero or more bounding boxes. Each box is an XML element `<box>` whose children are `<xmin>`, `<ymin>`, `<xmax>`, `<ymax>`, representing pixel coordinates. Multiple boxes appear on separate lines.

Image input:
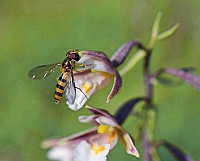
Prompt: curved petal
<box><xmin>95</xmin><ymin>116</ymin><xmax>119</xmax><ymax>127</ymax></box>
<box><xmin>107</xmin><ymin>70</ymin><xmax>122</xmax><ymax>102</ymax></box>
<box><xmin>56</xmin><ymin>131</ymin><xmax>99</xmax><ymax>150</ymax></box>
<box><xmin>78</xmin><ymin>115</ymin><xmax>100</xmax><ymax>126</ymax></box>
<box><xmin>118</xmin><ymin>130</ymin><xmax>140</xmax><ymax>158</ymax></box>
<box><xmin>86</xmin><ymin>106</ymin><xmax>112</xmax><ymax>118</ymax></box>
<box><xmin>110</xmin><ymin>40</ymin><xmax>144</xmax><ymax>67</ymax></box>
<box><xmin>79</xmin><ymin>50</ymin><xmax>115</xmax><ymax>74</ymax></box>
<box><xmin>41</xmin><ymin>139</ymin><xmax>61</xmax><ymax>149</ymax></box>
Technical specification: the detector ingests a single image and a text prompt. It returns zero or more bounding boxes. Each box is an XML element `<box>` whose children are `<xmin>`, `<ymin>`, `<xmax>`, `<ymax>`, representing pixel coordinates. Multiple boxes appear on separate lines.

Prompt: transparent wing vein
<box><xmin>28</xmin><ymin>63</ymin><xmax>60</xmax><ymax>79</ymax></box>
<box><xmin>65</xmin><ymin>71</ymin><xmax>76</xmax><ymax>104</ymax></box>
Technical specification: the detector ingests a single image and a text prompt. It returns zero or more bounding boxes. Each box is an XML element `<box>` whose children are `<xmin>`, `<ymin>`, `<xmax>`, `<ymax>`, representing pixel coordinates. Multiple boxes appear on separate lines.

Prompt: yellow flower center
<box><xmin>97</xmin><ymin>125</ymin><xmax>118</xmax><ymax>147</ymax></box>
<box><xmin>91</xmin><ymin>143</ymin><xmax>105</xmax><ymax>154</ymax></box>
<box><xmin>97</xmin><ymin>124</ymin><xmax>110</xmax><ymax>134</ymax></box>
<box><xmin>82</xmin><ymin>81</ymin><xmax>93</xmax><ymax>94</ymax></box>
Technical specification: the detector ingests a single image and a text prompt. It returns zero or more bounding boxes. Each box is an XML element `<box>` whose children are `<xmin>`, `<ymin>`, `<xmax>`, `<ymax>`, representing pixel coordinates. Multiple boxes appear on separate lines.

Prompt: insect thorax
<box><xmin>60</xmin><ymin>57</ymin><xmax>75</xmax><ymax>72</ymax></box>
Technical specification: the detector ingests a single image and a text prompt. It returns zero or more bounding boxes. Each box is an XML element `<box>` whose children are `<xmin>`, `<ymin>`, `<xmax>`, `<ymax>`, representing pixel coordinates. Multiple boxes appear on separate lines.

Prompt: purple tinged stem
<box><xmin>142</xmin><ymin>129</ymin><xmax>152</xmax><ymax>161</ymax></box>
<box><xmin>144</xmin><ymin>50</ymin><xmax>153</xmax><ymax>103</ymax></box>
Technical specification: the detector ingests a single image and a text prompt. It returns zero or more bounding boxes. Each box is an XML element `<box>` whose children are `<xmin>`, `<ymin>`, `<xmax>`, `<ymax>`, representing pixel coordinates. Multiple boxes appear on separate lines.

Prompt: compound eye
<box><xmin>69</xmin><ymin>53</ymin><xmax>80</xmax><ymax>61</ymax></box>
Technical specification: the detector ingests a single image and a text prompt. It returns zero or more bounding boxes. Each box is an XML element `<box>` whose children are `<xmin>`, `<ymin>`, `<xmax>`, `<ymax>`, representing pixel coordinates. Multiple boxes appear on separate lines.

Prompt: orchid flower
<box><xmin>66</xmin><ymin>50</ymin><xmax>122</xmax><ymax>111</ymax></box>
<box><xmin>41</xmin><ymin>106</ymin><xmax>139</xmax><ymax>161</ymax></box>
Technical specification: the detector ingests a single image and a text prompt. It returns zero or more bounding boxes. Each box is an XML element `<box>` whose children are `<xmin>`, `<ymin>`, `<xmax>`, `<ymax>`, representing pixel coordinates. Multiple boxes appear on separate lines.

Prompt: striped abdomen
<box><xmin>54</xmin><ymin>73</ymin><xmax>68</xmax><ymax>104</ymax></box>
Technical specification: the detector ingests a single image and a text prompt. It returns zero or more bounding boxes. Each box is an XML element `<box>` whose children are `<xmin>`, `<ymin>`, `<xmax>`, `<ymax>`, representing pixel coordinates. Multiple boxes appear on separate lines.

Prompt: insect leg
<box><xmin>75</xmin><ymin>86</ymin><xmax>89</xmax><ymax>100</ymax></box>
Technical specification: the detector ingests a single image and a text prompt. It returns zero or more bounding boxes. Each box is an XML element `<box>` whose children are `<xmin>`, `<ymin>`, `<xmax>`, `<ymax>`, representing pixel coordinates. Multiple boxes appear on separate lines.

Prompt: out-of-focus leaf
<box><xmin>164</xmin><ymin>68</ymin><xmax>200</xmax><ymax>90</ymax></box>
<box><xmin>114</xmin><ymin>97</ymin><xmax>145</xmax><ymax>125</ymax></box>
<box><xmin>152</xmin><ymin>73</ymin><xmax>183</xmax><ymax>87</ymax></box>
<box><xmin>156</xmin><ymin>140</ymin><xmax>194</xmax><ymax>161</ymax></box>
<box><xmin>110</xmin><ymin>40</ymin><xmax>145</xmax><ymax>68</ymax></box>
<box><xmin>119</xmin><ymin>50</ymin><xmax>146</xmax><ymax>76</ymax></box>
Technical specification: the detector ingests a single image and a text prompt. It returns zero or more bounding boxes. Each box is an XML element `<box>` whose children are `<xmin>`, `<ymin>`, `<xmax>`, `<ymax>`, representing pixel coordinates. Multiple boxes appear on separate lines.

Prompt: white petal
<box><xmin>78</xmin><ymin>115</ymin><xmax>98</xmax><ymax>125</ymax></box>
<box><xmin>78</xmin><ymin>54</ymin><xmax>115</xmax><ymax>74</ymax></box>
<box><xmin>67</xmin><ymin>82</ymin><xmax>97</xmax><ymax>111</ymax></box>
<box><xmin>95</xmin><ymin>116</ymin><xmax>119</xmax><ymax>127</ymax></box>
<box><xmin>74</xmin><ymin>72</ymin><xmax>112</xmax><ymax>91</ymax></box>
<box><xmin>47</xmin><ymin>146</ymin><xmax>73</xmax><ymax>161</ymax></box>
<box><xmin>73</xmin><ymin>140</ymin><xmax>91</xmax><ymax>161</ymax></box>
<box><xmin>73</xmin><ymin>140</ymin><xmax>110</xmax><ymax>161</ymax></box>
<box><xmin>89</xmin><ymin>143</ymin><xmax>110</xmax><ymax>161</ymax></box>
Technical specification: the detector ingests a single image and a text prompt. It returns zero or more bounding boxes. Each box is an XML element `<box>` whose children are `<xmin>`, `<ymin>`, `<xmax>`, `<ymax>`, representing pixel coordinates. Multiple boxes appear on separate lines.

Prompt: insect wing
<box><xmin>65</xmin><ymin>71</ymin><xmax>76</xmax><ymax>104</ymax></box>
<box><xmin>28</xmin><ymin>63</ymin><xmax>60</xmax><ymax>79</ymax></box>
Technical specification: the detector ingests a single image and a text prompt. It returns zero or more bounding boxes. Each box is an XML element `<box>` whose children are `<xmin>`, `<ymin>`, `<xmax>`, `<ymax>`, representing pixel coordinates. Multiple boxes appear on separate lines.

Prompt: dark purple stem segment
<box><xmin>144</xmin><ymin>50</ymin><xmax>153</xmax><ymax>102</ymax></box>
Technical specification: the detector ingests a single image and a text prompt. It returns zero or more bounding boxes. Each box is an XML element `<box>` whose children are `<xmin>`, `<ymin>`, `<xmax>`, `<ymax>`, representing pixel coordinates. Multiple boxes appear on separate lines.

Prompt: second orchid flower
<box><xmin>41</xmin><ymin>106</ymin><xmax>139</xmax><ymax>161</ymax></box>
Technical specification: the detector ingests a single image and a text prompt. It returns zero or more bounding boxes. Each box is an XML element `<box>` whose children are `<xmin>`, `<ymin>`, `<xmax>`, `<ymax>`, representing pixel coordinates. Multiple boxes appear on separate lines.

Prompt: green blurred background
<box><xmin>0</xmin><ymin>0</ymin><xmax>200</xmax><ymax>160</ymax></box>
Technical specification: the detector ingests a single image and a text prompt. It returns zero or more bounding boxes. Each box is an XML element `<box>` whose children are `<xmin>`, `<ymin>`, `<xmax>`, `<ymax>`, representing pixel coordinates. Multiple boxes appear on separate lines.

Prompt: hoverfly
<box><xmin>28</xmin><ymin>49</ymin><xmax>86</xmax><ymax>104</ymax></box>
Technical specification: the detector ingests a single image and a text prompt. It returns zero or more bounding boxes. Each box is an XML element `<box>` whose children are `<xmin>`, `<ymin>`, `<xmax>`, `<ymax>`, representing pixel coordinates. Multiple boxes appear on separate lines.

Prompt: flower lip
<box><xmin>85</xmin><ymin>105</ymin><xmax>112</xmax><ymax>117</ymax></box>
<box><xmin>73</xmin><ymin>140</ymin><xmax>110</xmax><ymax>161</ymax></box>
<box><xmin>83</xmin><ymin>106</ymin><xmax>140</xmax><ymax>157</ymax></box>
